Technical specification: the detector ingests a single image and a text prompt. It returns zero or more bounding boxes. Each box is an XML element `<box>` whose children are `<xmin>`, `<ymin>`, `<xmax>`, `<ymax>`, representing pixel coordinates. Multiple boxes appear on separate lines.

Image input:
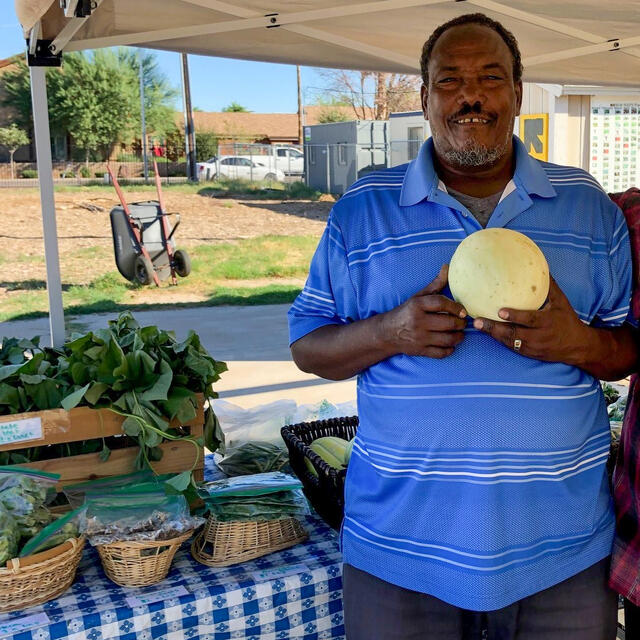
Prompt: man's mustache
<box><xmin>449</xmin><ymin>102</ymin><xmax>497</xmax><ymax>122</ymax></box>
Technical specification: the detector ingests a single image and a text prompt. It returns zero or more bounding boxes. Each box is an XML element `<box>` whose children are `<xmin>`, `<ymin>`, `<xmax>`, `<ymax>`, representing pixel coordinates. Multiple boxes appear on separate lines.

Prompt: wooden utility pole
<box><xmin>297</xmin><ymin>65</ymin><xmax>303</xmax><ymax>145</ymax></box>
<box><xmin>181</xmin><ymin>53</ymin><xmax>197</xmax><ymax>181</ymax></box>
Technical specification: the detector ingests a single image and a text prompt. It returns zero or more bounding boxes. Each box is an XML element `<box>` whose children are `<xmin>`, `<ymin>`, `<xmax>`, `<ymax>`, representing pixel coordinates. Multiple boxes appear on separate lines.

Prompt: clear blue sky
<box><xmin>0</xmin><ymin>9</ymin><xmax>329</xmax><ymax>113</ymax></box>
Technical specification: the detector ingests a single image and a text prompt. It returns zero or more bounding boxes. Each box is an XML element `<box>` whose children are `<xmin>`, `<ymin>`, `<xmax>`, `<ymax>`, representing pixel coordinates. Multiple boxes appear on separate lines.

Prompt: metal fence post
<box><xmin>326</xmin><ymin>143</ymin><xmax>331</xmax><ymax>194</ymax></box>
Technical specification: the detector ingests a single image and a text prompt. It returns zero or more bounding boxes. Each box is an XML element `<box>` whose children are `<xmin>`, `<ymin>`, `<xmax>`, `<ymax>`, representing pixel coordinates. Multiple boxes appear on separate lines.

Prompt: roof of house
<box><xmin>178</xmin><ymin>105</ymin><xmax>377</xmax><ymax>139</ymax></box>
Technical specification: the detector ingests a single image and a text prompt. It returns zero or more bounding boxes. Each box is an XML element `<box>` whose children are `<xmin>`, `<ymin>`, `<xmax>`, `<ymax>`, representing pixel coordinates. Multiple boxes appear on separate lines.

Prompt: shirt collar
<box><xmin>399</xmin><ymin>135</ymin><xmax>557</xmax><ymax>207</ymax></box>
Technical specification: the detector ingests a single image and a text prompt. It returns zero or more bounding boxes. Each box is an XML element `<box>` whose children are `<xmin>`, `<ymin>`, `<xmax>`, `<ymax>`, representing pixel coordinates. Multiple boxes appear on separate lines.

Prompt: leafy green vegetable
<box><xmin>0</xmin><ymin>313</ymin><xmax>227</xmax><ymax>482</ymax></box>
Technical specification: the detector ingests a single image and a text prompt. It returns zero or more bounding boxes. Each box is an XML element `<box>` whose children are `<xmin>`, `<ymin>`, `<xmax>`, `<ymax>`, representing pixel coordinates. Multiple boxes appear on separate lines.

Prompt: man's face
<box><xmin>422</xmin><ymin>24</ymin><xmax>522</xmax><ymax>169</ymax></box>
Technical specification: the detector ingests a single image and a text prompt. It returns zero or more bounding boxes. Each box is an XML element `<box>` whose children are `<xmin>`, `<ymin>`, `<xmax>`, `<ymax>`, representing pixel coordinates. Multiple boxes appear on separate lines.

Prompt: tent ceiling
<box><xmin>15</xmin><ymin>0</ymin><xmax>640</xmax><ymax>87</ymax></box>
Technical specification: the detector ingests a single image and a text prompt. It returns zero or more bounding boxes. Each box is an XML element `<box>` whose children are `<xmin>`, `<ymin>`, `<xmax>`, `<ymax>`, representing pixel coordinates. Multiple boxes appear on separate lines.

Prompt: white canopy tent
<box><xmin>13</xmin><ymin>0</ymin><xmax>640</xmax><ymax>345</ymax></box>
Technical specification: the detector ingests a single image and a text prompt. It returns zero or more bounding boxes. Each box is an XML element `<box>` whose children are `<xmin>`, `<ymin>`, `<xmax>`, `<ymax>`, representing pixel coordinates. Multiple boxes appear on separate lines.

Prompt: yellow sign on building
<box><xmin>519</xmin><ymin>114</ymin><xmax>549</xmax><ymax>161</ymax></box>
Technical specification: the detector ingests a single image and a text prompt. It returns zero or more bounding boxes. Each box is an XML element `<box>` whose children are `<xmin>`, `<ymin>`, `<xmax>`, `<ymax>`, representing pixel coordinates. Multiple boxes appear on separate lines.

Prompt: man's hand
<box><xmin>379</xmin><ymin>264</ymin><xmax>468</xmax><ymax>359</ymax></box>
<box><xmin>472</xmin><ymin>277</ymin><xmax>588</xmax><ymax>363</ymax></box>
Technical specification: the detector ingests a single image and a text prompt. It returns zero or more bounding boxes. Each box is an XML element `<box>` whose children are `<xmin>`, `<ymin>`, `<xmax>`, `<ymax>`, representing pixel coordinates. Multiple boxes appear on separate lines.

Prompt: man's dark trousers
<box><xmin>343</xmin><ymin>559</ymin><xmax>617</xmax><ymax>639</ymax></box>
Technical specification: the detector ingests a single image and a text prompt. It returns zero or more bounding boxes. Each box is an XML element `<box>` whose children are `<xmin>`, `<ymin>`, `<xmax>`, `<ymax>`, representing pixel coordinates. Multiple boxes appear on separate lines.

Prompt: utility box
<box><xmin>388</xmin><ymin>111</ymin><xmax>431</xmax><ymax>167</ymax></box>
<box><xmin>304</xmin><ymin>120</ymin><xmax>389</xmax><ymax>194</ymax></box>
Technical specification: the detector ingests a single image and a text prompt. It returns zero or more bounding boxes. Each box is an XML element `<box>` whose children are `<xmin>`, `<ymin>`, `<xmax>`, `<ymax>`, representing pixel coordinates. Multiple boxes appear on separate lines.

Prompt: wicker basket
<box><xmin>191</xmin><ymin>515</ymin><xmax>308</xmax><ymax>567</ymax></box>
<box><xmin>0</xmin><ymin>537</ymin><xmax>85</xmax><ymax>613</ymax></box>
<box><xmin>96</xmin><ymin>530</ymin><xmax>194</xmax><ymax>587</ymax></box>
<box><xmin>281</xmin><ymin>416</ymin><xmax>358</xmax><ymax>530</ymax></box>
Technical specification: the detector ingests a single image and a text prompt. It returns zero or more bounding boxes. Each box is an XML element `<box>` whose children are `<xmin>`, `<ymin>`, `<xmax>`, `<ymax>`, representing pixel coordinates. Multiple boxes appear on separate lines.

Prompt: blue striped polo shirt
<box><xmin>288</xmin><ymin>136</ymin><xmax>633</xmax><ymax>611</ymax></box>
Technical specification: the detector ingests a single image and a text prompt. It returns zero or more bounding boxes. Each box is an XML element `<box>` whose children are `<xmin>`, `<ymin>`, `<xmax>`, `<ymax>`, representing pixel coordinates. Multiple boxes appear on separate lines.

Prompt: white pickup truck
<box><xmin>271</xmin><ymin>146</ymin><xmax>304</xmax><ymax>175</ymax></box>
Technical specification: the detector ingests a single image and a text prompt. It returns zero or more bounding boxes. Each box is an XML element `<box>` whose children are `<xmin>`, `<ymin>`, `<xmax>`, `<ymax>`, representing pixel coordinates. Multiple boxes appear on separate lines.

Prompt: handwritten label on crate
<box><xmin>0</xmin><ymin>613</ymin><xmax>50</xmax><ymax>638</ymax></box>
<box><xmin>0</xmin><ymin>416</ymin><xmax>42</xmax><ymax>446</ymax></box>
<box><xmin>252</xmin><ymin>563</ymin><xmax>310</xmax><ymax>583</ymax></box>
<box><xmin>126</xmin><ymin>585</ymin><xmax>189</xmax><ymax>608</ymax></box>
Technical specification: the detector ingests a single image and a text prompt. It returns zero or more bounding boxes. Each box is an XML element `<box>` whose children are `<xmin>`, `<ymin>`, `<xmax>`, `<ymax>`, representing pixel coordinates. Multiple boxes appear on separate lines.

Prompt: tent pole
<box><xmin>29</xmin><ymin>65</ymin><xmax>65</xmax><ymax>347</ymax></box>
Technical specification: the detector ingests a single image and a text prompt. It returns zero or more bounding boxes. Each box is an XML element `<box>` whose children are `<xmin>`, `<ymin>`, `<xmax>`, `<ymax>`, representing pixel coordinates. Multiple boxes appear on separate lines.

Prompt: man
<box><xmin>288</xmin><ymin>13</ymin><xmax>637</xmax><ymax>640</ymax></box>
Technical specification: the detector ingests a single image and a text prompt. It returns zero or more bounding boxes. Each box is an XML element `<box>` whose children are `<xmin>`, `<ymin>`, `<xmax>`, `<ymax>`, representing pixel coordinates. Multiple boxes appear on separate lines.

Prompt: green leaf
<box><xmin>61</xmin><ymin>383</ymin><xmax>90</xmax><ymax>410</ymax></box>
<box><xmin>143</xmin><ymin>429</ymin><xmax>163</xmax><ymax>448</ymax></box>
<box><xmin>149</xmin><ymin>446</ymin><xmax>164</xmax><ymax>462</ymax></box>
<box><xmin>70</xmin><ymin>361</ymin><xmax>89</xmax><ymax>385</ymax></box>
<box><xmin>24</xmin><ymin>378</ymin><xmax>63</xmax><ymax>410</ymax></box>
<box><xmin>0</xmin><ymin>383</ymin><xmax>20</xmax><ymax>409</ymax></box>
<box><xmin>166</xmin><ymin>471</ymin><xmax>191</xmax><ymax>492</ymax></box>
<box><xmin>160</xmin><ymin>386</ymin><xmax>195</xmax><ymax>422</ymax></box>
<box><xmin>141</xmin><ymin>359</ymin><xmax>172</xmax><ymax>402</ymax></box>
<box><xmin>99</xmin><ymin>443</ymin><xmax>111</xmax><ymax>462</ymax></box>
<box><xmin>85</xmin><ymin>381</ymin><xmax>109</xmax><ymax>405</ymax></box>
<box><xmin>122</xmin><ymin>416</ymin><xmax>141</xmax><ymax>437</ymax></box>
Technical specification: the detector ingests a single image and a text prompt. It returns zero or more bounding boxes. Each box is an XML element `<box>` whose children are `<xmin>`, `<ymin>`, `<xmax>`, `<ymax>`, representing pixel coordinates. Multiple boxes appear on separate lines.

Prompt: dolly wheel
<box><xmin>134</xmin><ymin>254</ymin><xmax>155</xmax><ymax>285</ymax></box>
<box><xmin>173</xmin><ymin>249</ymin><xmax>191</xmax><ymax>277</ymax></box>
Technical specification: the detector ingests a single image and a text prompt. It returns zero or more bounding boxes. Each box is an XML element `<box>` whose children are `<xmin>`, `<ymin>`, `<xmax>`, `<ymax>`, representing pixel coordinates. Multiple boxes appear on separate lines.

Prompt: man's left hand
<box><xmin>473</xmin><ymin>277</ymin><xmax>588</xmax><ymax>364</ymax></box>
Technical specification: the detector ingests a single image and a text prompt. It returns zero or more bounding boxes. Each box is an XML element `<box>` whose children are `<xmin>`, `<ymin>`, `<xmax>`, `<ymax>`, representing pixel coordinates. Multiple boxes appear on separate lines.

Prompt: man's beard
<box><xmin>433</xmin><ymin>134</ymin><xmax>511</xmax><ymax>168</ymax></box>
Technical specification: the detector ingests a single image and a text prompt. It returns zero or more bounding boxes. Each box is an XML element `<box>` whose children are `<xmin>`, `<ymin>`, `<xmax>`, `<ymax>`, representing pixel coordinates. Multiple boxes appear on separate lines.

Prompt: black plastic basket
<box><xmin>281</xmin><ymin>416</ymin><xmax>358</xmax><ymax>530</ymax></box>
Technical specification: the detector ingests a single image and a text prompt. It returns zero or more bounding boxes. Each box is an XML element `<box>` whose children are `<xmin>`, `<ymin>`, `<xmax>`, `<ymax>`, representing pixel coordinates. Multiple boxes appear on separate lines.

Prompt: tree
<box><xmin>0</xmin><ymin>125</ymin><xmax>29</xmax><ymax>178</ymax></box>
<box><xmin>195</xmin><ymin>131</ymin><xmax>218</xmax><ymax>161</ymax></box>
<box><xmin>222</xmin><ymin>101</ymin><xmax>251</xmax><ymax>112</ymax></box>
<box><xmin>314</xmin><ymin>70</ymin><xmax>421</xmax><ymax>120</ymax></box>
<box><xmin>116</xmin><ymin>49</ymin><xmax>179</xmax><ymax>138</ymax></box>
<box><xmin>0</xmin><ymin>49</ymin><xmax>179</xmax><ymax>162</ymax></box>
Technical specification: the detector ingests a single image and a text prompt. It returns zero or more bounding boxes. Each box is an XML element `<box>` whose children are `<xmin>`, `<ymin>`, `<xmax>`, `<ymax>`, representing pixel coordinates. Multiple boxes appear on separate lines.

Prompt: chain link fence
<box><xmin>0</xmin><ymin>141</ymin><xmax>421</xmax><ymax>192</ymax></box>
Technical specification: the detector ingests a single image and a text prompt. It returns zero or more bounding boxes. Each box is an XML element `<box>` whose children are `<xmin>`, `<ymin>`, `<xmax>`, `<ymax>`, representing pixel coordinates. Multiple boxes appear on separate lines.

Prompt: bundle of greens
<box><xmin>198</xmin><ymin>472</ymin><xmax>309</xmax><ymax>522</ymax></box>
<box><xmin>217</xmin><ymin>442</ymin><xmax>290</xmax><ymax>476</ymax></box>
<box><xmin>0</xmin><ymin>507</ymin><xmax>20</xmax><ymax>564</ymax></box>
<box><xmin>0</xmin><ymin>313</ymin><xmax>227</xmax><ymax>489</ymax></box>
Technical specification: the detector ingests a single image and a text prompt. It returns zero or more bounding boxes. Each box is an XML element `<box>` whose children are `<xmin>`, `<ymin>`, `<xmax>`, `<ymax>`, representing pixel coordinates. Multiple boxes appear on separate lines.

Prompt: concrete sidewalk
<box><xmin>0</xmin><ymin>305</ymin><xmax>357</xmax><ymax>409</ymax></box>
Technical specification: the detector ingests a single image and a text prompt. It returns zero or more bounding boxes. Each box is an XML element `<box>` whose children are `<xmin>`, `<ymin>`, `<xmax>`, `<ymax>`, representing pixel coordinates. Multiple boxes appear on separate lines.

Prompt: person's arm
<box><xmin>291</xmin><ymin>265</ymin><xmax>467</xmax><ymax>380</ymax></box>
<box><xmin>474</xmin><ymin>277</ymin><xmax>639</xmax><ymax>380</ymax></box>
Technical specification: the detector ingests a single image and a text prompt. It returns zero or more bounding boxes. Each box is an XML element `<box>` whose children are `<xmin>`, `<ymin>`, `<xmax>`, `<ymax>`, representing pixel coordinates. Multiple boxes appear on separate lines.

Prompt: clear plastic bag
<box><xmin>197</xmin><ymin>471</ymin><xmax>302</xmax><ymax>500</ymax></box>
<box><xmin>0</xmin><ymin>467</ymin><xmax>59</xmax><ymax>537</ymax></box>
<box><xmin>206</xmin><ymin>488</ymin><xmax>310</xmax><ymax>522</ymax></box>
<box><xmin>83</xmin><ymin>492</ymin><xmax>204</xmax><ymax>545</ymax></box>
<box><xmin>0</xmin><ymin>506</ymin><xmax>20</xmax><ymax>565</ymax></box>
<box><xmin>217</xmin><ymin>442</ymin><xmax>290</xmax><ymax>477</ymax></box>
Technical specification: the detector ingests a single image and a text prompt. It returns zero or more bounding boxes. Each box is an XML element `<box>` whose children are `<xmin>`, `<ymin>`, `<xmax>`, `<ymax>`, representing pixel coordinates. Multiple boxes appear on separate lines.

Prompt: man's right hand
<box><xmin>291</xmin><ymin>264</ymin><xmax>467</xmax><ymax>380</ymax></box>
<box><xmin>378</xmin><ymin>264</ymin><xmax>467</xmax><ymax>358</ymax></box>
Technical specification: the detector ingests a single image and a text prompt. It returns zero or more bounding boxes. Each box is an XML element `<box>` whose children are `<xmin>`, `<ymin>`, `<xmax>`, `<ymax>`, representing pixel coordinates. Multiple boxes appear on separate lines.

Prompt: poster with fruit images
<box><xmin>590</xmin><ymin>100</ymin><xmax>639</xmax><ymax>194</ymax></box>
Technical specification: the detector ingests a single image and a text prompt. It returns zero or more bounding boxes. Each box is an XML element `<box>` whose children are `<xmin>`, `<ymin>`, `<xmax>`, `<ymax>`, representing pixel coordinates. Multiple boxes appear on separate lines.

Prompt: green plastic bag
<box><xmin>19</xmin><ymin>506</ymin><xmax>84</xmax><ymax>557</ymax></box>
<box><xmin>206</xmin><ymin>489</ymin><xmax>309</xmax><ymax>522</ymax></box>
<box><xmin>63</xmin><ymin>471</ymin><xmax>175</xmax><ymax>508</ymax></box>
<box><xmin>0</xmin><ymin>506</ymin><xmax>20</xmax><ymax>564</ymax></box>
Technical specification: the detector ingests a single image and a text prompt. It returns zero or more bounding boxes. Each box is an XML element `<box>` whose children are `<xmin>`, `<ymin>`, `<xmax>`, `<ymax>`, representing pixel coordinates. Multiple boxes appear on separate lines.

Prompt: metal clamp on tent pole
<box><xmin>607</xmin><ymin>39</ymin><xmax>621</xmax><ymax>51</ymax></box>
<box><xmin>26</xmin><ymin>39</ymin><xmax>62</xmax><ymax>67</ymax></box>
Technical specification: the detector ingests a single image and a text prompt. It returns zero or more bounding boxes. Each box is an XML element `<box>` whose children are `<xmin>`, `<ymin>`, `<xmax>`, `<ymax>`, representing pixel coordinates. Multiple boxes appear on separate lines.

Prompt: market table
<box><xmin>0</xmin><ymin>457</ymin><xmax>346</xmax><ymax>640</ymax></box>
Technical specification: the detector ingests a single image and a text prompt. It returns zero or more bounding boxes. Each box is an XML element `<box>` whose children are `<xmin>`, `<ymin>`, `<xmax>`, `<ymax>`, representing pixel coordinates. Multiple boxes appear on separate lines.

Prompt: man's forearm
<box><xmin>290</xmin><ymin>316</ymin><xmax>398</xmax><ymax>380</ymax></box>
<box><xmin>573</xmin><ymin>324</ymin><xmax>639</xmax><ymax>381</ymax></box>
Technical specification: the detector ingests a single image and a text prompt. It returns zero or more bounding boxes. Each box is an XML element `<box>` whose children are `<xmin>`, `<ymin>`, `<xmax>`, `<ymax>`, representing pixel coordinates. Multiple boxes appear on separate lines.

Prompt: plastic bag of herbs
<box><xmin>0</xmin><ymin>506</ymin><xmax>20</xmax><ymax>565</ymax></box>
<box><xmin>19</xmin><ymin>506</ymin><xmax>85</xmax><ymax>557</ymax></box>
<box><xmin>0</xmin><ymin>467</ymin><xmax>59</xmax><ymax>539</ymax></box>
<box><xmin>82</xmin><ymin>492</ymin><xmax>204</xmax><ymax>546</ymax></box>
<box><xmin>197</xmin><ymin>472</ymin><xmax>310</xmax><ymax>522</ymax></box>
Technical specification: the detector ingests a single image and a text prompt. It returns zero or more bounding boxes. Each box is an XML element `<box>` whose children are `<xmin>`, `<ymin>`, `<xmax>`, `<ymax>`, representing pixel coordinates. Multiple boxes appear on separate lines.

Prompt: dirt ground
<box><xmin>0</xmin><ymin>189</ymin><xmax>333</xmax><ymax>294</ymax></box>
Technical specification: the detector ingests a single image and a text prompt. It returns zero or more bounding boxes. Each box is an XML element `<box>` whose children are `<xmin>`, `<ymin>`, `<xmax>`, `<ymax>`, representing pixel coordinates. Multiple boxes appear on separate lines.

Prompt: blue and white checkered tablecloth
<box><xmin>1</xmin><ymin>515</ymin><xmax>344</xmax><ymax>640</ymax></box>
<box><xmin>1</xmin><ymin>457</ymin><xmax>346</xmax><ymax>640</ymax></box>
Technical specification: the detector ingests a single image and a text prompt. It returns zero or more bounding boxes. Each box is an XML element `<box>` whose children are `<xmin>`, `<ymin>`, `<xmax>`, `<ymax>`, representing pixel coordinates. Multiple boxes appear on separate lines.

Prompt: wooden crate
<box><xmin>0</xmin><ymin>394</ymin><xmax>205</xmax><ymax>489</ymax></box>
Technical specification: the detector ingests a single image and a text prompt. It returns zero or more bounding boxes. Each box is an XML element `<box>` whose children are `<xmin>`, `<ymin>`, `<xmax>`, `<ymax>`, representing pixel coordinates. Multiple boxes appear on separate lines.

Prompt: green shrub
<box><xmin>94</xmin><ymin>171</ymin><xmax>106</xmax><ymax>178</ymax></box>
<box><xmin>79</xmin><ymin>166</ymin><xmax>92</xmax><ymax>178</ymax></box>
<box><xmin>20</xmin><ymin>169</ymin><xmax>38</xmax><ymax>178</ymax></box>
<box><xmin>285</xmin><ymin>181</ymin><xmax>322</xmax><ymax>200</ymax></box>
<box><xmin>60</xmin><ymin>170</ymin><xmax>76</xmax><ymax>178</ymax></box>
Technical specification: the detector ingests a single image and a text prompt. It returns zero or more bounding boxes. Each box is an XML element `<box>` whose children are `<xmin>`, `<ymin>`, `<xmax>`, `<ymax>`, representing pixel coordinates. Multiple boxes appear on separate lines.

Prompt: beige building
<box><xmin>390</xmin><ymin>82</ymin><xmax>640</xmax><ymax>193</ymax></box>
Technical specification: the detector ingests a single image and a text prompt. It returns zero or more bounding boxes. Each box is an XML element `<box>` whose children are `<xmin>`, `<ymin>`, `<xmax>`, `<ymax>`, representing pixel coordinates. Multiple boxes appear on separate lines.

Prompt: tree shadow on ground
<box><xmin>241</xmin><ymin>201</ymin><xmax>331</xmax><ymax>222</ymax></box>
<box><xmin>0</xmin><ymin>280</ymin><xmax>73</xmax><ymax>292</ymax></box>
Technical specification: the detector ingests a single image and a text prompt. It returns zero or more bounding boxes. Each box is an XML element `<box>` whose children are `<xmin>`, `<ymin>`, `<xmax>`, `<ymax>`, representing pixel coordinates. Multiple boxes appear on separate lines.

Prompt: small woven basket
<box><xmin>191</xmin><ymin>516</ymin><xmax>308</xmax><ymax>567</ymax></box>
<box><xmin>0</xmin><ymin>537</ymin><xmax>85</xmax><ymax>613</ymax></box>
<box><xmin>96</xmin><ymin>530</ymin><xmax>194</xmax><ymax>587</ymax></box>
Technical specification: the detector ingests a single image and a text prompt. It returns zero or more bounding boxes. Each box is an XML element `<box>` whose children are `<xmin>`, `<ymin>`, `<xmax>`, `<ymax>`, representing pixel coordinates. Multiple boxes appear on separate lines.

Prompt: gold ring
<box><xmin>513</xmin><ymin>338</ymin><xmax>522</xmax><ymax>352</ymax></box>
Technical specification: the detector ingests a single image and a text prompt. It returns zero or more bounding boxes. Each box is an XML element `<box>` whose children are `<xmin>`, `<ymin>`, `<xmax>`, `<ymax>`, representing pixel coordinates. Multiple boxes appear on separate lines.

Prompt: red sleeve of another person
<box><xmin>608</xmin><ymin>187</ymin><xmax>640</xmax><ymax>605</ymax></box>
